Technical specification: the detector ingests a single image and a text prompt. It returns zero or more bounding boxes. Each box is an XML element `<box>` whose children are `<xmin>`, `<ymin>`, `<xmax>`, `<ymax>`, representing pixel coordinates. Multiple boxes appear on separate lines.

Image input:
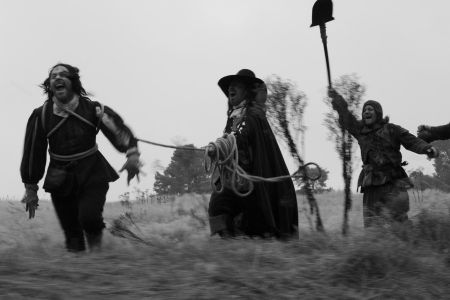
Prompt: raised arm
<box><xmin>328</xmin><ymin>89</ymin><xmax>361</xmax><ymax>137</ymax></box>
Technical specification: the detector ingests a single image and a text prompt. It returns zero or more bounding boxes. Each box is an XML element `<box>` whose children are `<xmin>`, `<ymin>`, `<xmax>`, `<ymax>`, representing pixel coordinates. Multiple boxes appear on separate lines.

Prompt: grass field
<box><xmin>0</xmin><ymin>190</ymin><xmax>449</xmax><ymax>299</ymax></box>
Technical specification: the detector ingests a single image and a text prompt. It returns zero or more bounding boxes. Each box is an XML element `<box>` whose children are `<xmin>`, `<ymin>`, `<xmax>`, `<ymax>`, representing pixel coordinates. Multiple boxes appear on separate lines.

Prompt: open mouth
<box><xmin>364</xmin><ymin>115</ymin><xmax>375</xmax><ymax>123</ymax></box>
<box><xmin>54</xmin><ymin>81</ymin><xmax>66</xmax><ymax>91</ymax></box>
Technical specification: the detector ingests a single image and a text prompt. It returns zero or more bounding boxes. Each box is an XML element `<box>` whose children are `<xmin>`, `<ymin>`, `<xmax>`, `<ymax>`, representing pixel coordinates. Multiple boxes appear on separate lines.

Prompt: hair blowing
<box><xmin>40</xmin><ymin>63</ymin><xmax>88</xmax><ymax>99</ymax></box>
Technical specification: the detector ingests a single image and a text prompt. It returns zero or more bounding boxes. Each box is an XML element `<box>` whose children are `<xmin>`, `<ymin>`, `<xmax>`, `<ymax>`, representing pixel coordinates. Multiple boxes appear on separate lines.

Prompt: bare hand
<box><xmin>417</xmin><ymin>124</ymin><xmax>432</xmax><ymax>141</ymax></box>
<box><xmin>21</xmin><ymin>190</ymin><xmax>39</xmax><ymax>219</ymax></box>
<box><xmin>328</xmin><ymin>88</ymin><xmax>341</xmax><ymax>99</ymax></box>
<box><xmin>426</xmin><ymin>146</ymin><xmax>439</xmax><ymax>159</ymax></box>
<box><xmin>328</xmin><ymin>88</ymin><xmax>345</xmax><ymax>109</ymax></box>
<box><xmin>119</xmin><ymin>153</ymin><xmax>143</xmax><ymax>185</ymax></box>
<box><xmin>207</xmin><ymin>144</ymin><xmax>216</xmax><ymax>158</ymax></box>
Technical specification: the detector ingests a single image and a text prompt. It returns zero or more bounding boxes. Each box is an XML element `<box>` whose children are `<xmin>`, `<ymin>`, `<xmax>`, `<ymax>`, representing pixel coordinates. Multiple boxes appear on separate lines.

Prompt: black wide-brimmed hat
<box><xmin>218</xmin><ymin>69</ymin><xmax>264</xmax><ymax>96</ymax></box>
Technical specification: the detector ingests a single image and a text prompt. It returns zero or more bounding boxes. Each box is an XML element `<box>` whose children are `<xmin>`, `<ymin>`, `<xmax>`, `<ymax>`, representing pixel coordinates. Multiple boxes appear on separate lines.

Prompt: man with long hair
<box><xmin>328</xmin><ymin>89</ymin><xmax>437</xmax><ymax>227</ymax></box>
<box><xmin>20</xmin><ymin>63</ymin><xmax>142</xmax><ymax>252</ymax></box>
<box><xmin>206</xmin><ymin>69</ymin><xmax>298</xmax><ymax>238</ymax></box>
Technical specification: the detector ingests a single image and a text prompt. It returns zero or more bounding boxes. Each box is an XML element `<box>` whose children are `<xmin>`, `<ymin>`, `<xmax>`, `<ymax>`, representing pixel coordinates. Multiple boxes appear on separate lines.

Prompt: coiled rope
<box><xmin>138</xmin><ymin>135</ymin><xmax>321</xmax><ymax>197</ymax></box>
<box><xmin>203</xmin><ymin>133</ymin><xmax>321</xmax><ymax>197</ymax></box>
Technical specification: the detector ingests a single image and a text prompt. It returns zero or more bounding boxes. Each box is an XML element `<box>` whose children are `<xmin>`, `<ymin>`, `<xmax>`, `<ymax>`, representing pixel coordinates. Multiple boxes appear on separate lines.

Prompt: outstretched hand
<box><xmin>417</xmin><ymin>125</ymin><xmax>432</xmax><ymax>142</ymax></box>
<box><xmin>426</xmin><ymin>146</ymin><xmax>439</xmax><ymax>159</ymax></box>
<box><xmin>119</xmin><ymin>153</ymin><xmax>144</xmax><ymax>185</ymax></box>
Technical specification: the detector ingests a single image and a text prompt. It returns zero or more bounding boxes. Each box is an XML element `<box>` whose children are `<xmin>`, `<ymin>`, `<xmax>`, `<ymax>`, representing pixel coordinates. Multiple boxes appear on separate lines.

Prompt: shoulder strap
<box><xmin>42</xmin><ymin>99</ymin><xmax>88</xmax><ymax>138</ymax></box>
<box><xmin>41</xmin><ymin>99</ymin><xmax>68</xmax><ymax>139</ymax></box>
<box><xmin>40</xmin><ymin>99</ymin><xmax>70</xmax><ymax>138</ymax></box>
<box><xmin>41</xmin><ymin>100</ymin><xmax>49</xmax><ymax>132</ymax></box>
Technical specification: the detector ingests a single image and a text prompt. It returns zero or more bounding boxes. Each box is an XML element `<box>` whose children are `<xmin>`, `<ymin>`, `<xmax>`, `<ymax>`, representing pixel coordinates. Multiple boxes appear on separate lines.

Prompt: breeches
<box><xmin>362</xmin><ymin>182</ymin><xmax>409</xmax><ymax>227</ymax></box>
<box><xmin>208</xmin><ymin>188</ymin><xmax>272</xmax><ymax>236</ymax></box>
<box><xmin>208</xmin><ymin>188</ymin><xmax>245</xmax><ymax>235</ymax></box>
<box><xmin>209</xmin><ymin>188</ymin><xmax>245</xmax><ymax>217</ymax></box>
<box><xmin>51</xmin><ymin>182</ymin><xmax>109</xmax><ymax>250</ymax></box>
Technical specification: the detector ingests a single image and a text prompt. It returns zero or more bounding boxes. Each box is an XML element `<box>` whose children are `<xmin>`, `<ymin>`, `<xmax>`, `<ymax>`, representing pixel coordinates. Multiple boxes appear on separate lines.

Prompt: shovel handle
<box><xmin>320</xmin><ymin>24</ymin><xmax>332</xmax><ymax>88</ymax></box>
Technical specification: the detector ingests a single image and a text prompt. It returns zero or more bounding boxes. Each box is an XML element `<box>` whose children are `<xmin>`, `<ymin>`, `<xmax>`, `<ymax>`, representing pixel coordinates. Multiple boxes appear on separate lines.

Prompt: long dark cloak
<box><xmin>212</xmin><ymin>107</ymin><xmax>299</xmax><ymax>238</ymax></box>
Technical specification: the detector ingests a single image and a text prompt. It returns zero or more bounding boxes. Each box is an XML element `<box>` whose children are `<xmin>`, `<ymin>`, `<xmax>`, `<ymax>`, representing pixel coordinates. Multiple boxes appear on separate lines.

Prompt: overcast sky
<box><xmin>1</xmin><ymin>0</ymin><xmax>450</xmax><ymax>202</ymax></box>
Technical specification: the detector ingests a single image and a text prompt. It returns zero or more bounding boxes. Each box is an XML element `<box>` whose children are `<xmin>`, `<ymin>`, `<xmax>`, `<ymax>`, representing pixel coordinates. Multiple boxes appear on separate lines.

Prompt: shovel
<box><xmin>311</xmin><ymin>0</ymin><xmax>334</xmax><ymax>88</ymax></box>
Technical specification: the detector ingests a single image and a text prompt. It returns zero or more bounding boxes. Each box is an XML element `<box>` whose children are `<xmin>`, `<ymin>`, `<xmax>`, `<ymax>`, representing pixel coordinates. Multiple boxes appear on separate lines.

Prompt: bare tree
<box><xmin>324</xmin><ymin>74</ymin><xmax>365</xmax><ymax>235</ymax></box>
<box><xmin>265</xmin><ymin>75</ymin><xmax>307</xmax><ymax>150</ymax></box>
<box><xmin>265</xmin><ymin>75</ymin><xmax>324</xmax><ymax>232</ymax></box>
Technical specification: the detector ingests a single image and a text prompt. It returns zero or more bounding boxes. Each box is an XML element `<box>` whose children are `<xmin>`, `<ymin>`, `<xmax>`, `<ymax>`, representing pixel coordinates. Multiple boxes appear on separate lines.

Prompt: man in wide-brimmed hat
<box><xmin>328</xmin><ymin>89</ymin><xmax>438</xmax><ymax>227</ymax></box>
<box><xmin>207</xmin><ymin>69</ymin><xmax>299</xmax><ymax>238</ymax></box>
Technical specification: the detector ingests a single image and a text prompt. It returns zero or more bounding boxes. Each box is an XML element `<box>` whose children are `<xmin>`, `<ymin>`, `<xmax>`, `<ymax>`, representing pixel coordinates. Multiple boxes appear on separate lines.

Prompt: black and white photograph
<box><xmin>1</xmin><ymin>0</ymin><xmax>450</xmax><ymax>298</ymax></box>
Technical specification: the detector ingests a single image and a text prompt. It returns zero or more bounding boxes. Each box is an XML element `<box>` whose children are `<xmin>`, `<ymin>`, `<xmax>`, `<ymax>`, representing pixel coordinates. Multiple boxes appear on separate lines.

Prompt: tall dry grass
<box><xmin>0</xmin><ymin>190</ymin><xmax>449</xmax><ymax>299</ymax></box>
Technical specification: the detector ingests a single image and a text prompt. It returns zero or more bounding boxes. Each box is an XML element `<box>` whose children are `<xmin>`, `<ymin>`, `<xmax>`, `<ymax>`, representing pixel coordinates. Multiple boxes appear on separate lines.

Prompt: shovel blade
<box><xmin>311</xmin><ymin>0</ymin><xmax>334</xmax><ymax>27</ymax></box>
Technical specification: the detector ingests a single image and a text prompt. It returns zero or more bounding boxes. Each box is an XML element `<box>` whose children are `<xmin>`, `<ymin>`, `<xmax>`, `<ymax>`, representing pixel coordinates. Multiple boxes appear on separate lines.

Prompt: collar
<box><xmin>361</xmin><ymin>122</ymin><xmax>383</xmax><ymax>134</ymax></box>
<box><xmin>229</xmin><ymin>101</ymin><xmax>247</xmax><ymax>119</ymax></box>
<box><xmin>52</xmin><ymin>95</ymin><xmax>80</xmax><ymax>117</ymax></box>
<box><xmin>233</xmin><ymin>101</ymin><xmax>246</xmax><ymax>110</ymax></box>
<box><xmin>229</xmin><ymin>106</ymin><xmax>246</xmax><ymax>120</ymax></box>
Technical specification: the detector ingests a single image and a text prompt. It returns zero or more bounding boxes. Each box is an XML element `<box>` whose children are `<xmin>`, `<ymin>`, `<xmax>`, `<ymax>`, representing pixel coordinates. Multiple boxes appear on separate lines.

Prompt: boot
<box><xmin>86</xmin><ymin>231</ymin><xmax>103</xmax><ymax>252</ymax></box>
<box><xmin>66</xmin><ymin>236</ymin><xmax>86</xmax><ymax>252</ymax></box>
<box><xmin>209</xmin><ymin>214</ymin><xmax>236</xmax><ymax>238</ymax></box>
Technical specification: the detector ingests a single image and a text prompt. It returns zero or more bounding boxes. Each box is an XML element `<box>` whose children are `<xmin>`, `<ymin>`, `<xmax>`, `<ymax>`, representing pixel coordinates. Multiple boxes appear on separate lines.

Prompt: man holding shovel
<box><xmin>329</xmin><ymin>91</ymin><xmax>438</xmax><ymax>226</ymax></box>
<box><xmin>311</xmin><ymin>0</ymin><xmax>437</xmax><ymax>227</ymax></box>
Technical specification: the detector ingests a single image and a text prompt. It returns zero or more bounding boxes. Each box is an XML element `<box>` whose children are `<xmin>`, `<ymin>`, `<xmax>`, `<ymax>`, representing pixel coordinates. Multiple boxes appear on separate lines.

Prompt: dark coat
<box><xmin>210</xmin><ymin>106</ymin><xmax>299</xmax><ymax>237</ymax></box>
<box><xmin>332</xmin><ymin>96</ymin><xmax>431</xmax><ymax>191</ymax></box>
<box><xmin>20</xmin><ymin>97</ymin><xmax>137</xmax><ymax>195</ymax></box>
